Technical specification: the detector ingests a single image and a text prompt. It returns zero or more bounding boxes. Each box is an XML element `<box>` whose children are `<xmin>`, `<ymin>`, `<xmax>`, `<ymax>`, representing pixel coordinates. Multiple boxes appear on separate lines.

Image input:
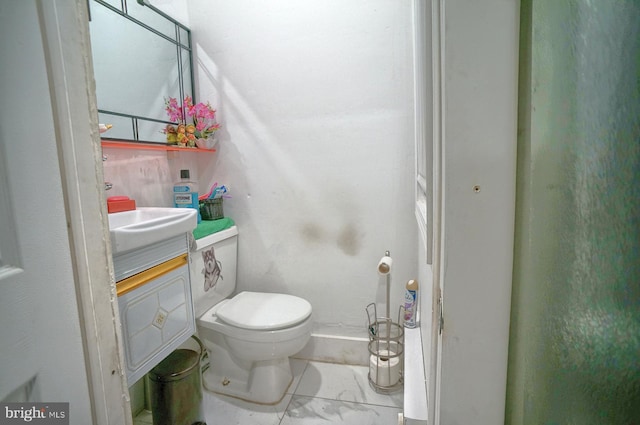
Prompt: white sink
<box><xmin>108</xmin><ymin>207</ymin><xmax>197</xmax><ymax>255</ymax></box>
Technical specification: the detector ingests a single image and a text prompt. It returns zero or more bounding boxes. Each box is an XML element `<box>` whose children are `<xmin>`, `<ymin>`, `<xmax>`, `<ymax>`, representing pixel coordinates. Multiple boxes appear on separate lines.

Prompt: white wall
<box><xmin>150</xmin><ymin>0</ymin><xmax>190</xmax><ymax>27</ymax></box>
<box><xmin>183</xmin><ymin>1</ymin><xmax>417</xmax><ymax>337</ymax></box>
<box><xmin>102</xmin><ymin>0</ymin><xmax>417</xmax><ymax>353</ymax></box>
<box><xmin>102</xmin><ymin>147</ymin><xmax>199</xmax><ymax>207</ymax></box>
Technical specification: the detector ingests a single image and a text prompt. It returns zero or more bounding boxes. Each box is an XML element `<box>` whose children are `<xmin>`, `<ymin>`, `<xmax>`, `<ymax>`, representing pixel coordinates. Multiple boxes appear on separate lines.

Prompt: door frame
<box><xmin>428</xmin><ymin>1</ymin><xmax>445</xmax><ymax>424</ymax></box>
<box><xmin>37</xmin><ymin>1</ymin><xmax>131</xmax><ymax>424</ymax></box>
<box><xmin>427</xmin><ymin>1</ymin><xmax>520</xmax><ymax>424</ymax></box>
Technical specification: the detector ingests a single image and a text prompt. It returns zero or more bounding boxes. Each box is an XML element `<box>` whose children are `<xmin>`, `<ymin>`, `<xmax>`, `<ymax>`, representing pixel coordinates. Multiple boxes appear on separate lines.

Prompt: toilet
<box><xmin>190</xmin><ymin>226</ymin><xmax>313</xmax><ymax>404</ymax></box>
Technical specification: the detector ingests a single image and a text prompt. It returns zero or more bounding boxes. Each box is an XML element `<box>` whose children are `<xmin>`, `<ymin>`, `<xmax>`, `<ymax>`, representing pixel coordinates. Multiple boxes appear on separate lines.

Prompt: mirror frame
<box><xmin>91</xmin><ymin>0</ymin><xmax>195</xmax><ymax>144</ymax></box>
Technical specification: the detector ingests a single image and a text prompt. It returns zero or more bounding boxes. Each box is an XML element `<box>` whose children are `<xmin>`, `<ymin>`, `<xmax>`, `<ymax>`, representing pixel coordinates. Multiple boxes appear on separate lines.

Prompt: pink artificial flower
<box><xmin>164</xmin><ymin>95</ymin><xmax>220</xmax><ymax>140</ymax></box>
<box><xmin>204</xmin><ymin>104</ymin><xmax>216</xmax><ymax>120</ymax></box>
<box><xmin>164</xmin><ymin>97</ymin><xmax>184</xmax><ymax>123</ymax></box>
<box><xmin>183</xmin><ymin>95</ymin><xmax>194</xmax><ymax>112</ymax></box>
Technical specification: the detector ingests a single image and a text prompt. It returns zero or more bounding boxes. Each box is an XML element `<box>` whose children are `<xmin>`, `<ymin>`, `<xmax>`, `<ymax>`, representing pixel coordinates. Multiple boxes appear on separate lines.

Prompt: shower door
<box><xmin>506</xmin><ymin>0</ymin><xmax>640</xmax><ymax>423</ymax></box>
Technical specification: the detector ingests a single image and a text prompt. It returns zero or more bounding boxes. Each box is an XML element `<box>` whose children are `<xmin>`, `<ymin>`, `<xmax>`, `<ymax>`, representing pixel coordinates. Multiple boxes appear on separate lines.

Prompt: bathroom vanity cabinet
<box><xmin>113</xmin><ymin>234</ymin><xmax>196</xmax><ymax>387</ymax></box>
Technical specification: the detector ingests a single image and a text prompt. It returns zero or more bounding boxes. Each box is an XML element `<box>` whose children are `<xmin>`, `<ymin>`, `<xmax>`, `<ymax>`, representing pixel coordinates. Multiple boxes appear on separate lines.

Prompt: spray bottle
<box><xmin>403</xmin><ymin>279</ymin><xmax>419</xmax><ymax>328</ymax></box>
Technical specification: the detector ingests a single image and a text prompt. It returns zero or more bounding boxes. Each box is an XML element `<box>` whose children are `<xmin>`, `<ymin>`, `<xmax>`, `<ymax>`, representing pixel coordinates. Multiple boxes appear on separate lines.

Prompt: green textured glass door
<box><xmin>506</xmin><ymin>0</ymin><xmax>640</xmax><ymax>423</ymax></box>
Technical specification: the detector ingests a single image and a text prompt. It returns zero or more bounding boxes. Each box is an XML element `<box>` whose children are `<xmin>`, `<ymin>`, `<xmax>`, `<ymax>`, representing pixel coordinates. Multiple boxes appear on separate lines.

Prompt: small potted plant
<box><xmin>164</xmin><ymin>95</ymin><xmax>221</xmax><ymax>149</ymax></box>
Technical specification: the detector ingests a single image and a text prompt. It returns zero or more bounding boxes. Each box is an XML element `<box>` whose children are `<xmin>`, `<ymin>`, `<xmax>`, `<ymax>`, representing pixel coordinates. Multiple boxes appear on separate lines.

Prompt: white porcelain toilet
<box><xmin>190</xmin><ymin>226</ymin><xmax>313</xmax><ymax>404</ymax></box>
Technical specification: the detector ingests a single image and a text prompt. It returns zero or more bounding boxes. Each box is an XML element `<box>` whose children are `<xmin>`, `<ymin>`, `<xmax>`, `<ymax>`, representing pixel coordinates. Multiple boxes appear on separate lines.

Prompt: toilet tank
<box><xmin>190</xmin><ymin>225</ymin><xmax>238</xmax><ymax>318</ymax></box>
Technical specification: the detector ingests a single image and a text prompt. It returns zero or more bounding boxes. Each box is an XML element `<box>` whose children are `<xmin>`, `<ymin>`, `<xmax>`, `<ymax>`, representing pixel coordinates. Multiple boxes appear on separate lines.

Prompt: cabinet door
<box><xmin>118</xmin><ymin>263</ymin><xmax>195</xmax><ymax>386</ymax></box>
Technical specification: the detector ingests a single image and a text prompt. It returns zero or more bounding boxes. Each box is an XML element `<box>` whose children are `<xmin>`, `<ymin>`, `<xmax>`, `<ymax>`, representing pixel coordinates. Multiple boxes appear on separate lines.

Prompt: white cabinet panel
<box><xmin>116</xmin><ymin>239</ymin><xmax>196</xmax><ymax>387</ymax></box>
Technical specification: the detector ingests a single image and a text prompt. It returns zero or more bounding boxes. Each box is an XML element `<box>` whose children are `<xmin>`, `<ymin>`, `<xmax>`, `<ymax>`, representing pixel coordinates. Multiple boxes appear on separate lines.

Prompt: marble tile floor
<box><xmin>135</xmin><ymin>359</ymin><xmax>403</xmax><ymax>425</ymax></box>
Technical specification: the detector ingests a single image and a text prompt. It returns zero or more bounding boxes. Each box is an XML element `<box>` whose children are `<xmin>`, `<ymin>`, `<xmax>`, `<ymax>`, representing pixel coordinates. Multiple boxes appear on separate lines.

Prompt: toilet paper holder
<box><xmin>366</xmin><ymin>303</ymin><xmax>404</xmax><ymax>393</ymax></box>
<box><xmin>366</xmin><ymin>250</ymin><xmax>404</xmax><ymax>393</ymax></box>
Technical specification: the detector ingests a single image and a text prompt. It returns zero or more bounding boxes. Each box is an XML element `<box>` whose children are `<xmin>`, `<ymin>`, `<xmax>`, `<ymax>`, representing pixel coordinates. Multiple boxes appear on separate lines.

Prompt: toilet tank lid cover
<box><xmin>217</xmin><ymin>291</ymin><xmax>312</xmax><ymax>330</ymax></box>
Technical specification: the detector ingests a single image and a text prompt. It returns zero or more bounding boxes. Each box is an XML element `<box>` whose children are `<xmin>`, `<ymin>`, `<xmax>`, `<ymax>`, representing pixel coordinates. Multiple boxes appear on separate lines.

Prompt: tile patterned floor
<box><xmin>135</xmin><ymin>360</ymin><xmax>402</xmax><ymax>425</ymax></box>
<box><xmin>204</xmin><ymin>360</ymin><xmax>402</xmax><ymax>425</ymax></box>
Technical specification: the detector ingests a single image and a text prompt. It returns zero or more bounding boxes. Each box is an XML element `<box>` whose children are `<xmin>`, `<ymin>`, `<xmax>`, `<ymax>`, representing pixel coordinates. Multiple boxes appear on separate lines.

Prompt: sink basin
<box><xmin>108</xmin><ymin>207</ymin><xmax>197</xmax><ymax>255</ymax></box>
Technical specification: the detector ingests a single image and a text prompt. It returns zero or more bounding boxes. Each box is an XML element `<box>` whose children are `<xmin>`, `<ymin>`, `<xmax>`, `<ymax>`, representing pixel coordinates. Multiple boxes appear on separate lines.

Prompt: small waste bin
<box><xmin>148</xmin><ymin>337</ymin><xmax>206</xmax><ymax>425</ymax></box>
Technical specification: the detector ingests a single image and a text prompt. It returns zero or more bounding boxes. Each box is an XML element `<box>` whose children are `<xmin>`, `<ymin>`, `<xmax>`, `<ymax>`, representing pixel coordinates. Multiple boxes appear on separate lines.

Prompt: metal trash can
<box><xmin>148</xmin><ymin>337</ymin><xmax>206</xmax><ymax>425</ymax></box>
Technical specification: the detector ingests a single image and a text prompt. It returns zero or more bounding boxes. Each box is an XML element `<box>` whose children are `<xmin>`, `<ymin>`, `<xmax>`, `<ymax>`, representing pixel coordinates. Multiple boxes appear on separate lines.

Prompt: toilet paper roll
<box><xmin>369</xmin><ymin>350</ymin><xmax>401</xmax><ymax>387</ymax></box>
<box><xmin>377</xmin><ymin>256</ymin><xmax>393</xmax><ymax>275</ymax></box>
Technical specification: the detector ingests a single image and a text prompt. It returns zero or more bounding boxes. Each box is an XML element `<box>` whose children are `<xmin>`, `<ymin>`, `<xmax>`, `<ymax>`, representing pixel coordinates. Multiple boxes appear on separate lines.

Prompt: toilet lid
<box><xmin>216</xmin><ymin>291</ymin><xmax>312</xmax><ymax>330</ymax></box>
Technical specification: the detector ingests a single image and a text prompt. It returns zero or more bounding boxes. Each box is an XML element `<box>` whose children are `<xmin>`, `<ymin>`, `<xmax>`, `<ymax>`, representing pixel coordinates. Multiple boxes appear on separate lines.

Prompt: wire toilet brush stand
<box><xmin>366</xmin><ymin>251</ymin><xmax>404</xmax><ymax>393</ymax></box>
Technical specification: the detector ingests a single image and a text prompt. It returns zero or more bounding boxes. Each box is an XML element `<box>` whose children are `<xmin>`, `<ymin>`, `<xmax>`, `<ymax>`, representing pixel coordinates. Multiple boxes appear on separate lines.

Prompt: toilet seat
<box><xmin>216</xmin><ymin>291</ymin><xmax>312</xmax><ymax>330</ymax></box>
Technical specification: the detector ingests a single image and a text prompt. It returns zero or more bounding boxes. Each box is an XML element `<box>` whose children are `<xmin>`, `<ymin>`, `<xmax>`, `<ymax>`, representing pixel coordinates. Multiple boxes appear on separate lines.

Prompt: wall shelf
<box><xmin>101</xmin><ymin>139</ymin><xmax>216</xmax><ymax>153</ymax></box>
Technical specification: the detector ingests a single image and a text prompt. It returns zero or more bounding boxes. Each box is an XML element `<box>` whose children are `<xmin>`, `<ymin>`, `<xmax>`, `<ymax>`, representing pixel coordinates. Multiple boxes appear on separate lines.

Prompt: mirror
<box><xmin>89</xmin><ymin>0</ymin><xmax>194</xmax><ymax>144</ymax></box>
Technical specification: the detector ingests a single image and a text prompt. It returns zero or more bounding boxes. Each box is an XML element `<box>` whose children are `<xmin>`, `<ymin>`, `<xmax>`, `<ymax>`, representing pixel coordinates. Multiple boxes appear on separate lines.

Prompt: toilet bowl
<box><xmin>190</xmin><ymin>226</ymin><xmax>313</xmax><ymax>404</ymax></box>
<box><xmin>198</xmin><ymin>292</ymin><xmax>313</xmax><ymax>404</ymax></box>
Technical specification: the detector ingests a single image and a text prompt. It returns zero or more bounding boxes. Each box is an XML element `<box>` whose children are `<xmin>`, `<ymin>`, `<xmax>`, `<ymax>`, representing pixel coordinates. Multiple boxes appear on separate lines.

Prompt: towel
<box><xmin>193</xmin><ymin>217</ymin><xmax>235</xmax><ymax>240</ymax></box>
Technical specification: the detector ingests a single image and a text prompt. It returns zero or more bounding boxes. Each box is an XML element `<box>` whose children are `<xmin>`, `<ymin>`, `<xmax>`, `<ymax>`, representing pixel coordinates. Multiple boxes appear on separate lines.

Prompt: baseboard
<box><xmin>293</xmin><ymin>333</ymin><xmax>370</xmax><ymax>366</ymax></box>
